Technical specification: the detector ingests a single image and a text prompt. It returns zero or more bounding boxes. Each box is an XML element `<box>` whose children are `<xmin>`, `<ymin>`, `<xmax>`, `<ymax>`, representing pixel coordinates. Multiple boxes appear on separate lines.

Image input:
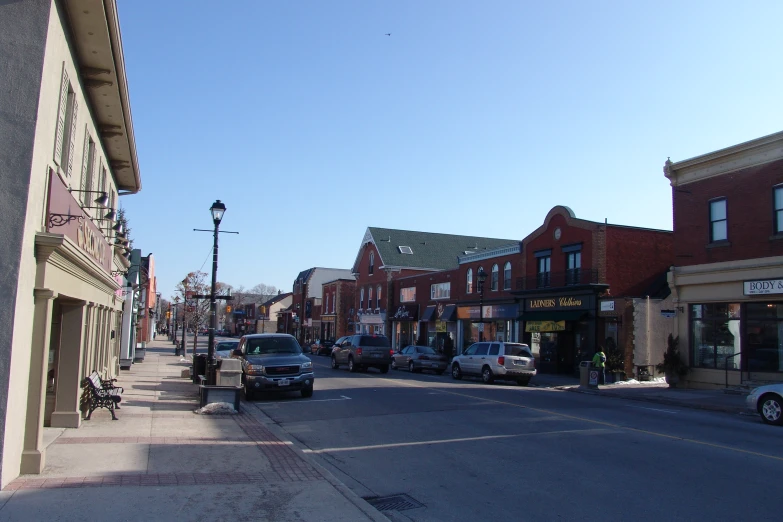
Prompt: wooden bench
<box><xmin>82</xmin><ymin>371</ymin><xmax>123</xmax><ymax>420</ymax></box>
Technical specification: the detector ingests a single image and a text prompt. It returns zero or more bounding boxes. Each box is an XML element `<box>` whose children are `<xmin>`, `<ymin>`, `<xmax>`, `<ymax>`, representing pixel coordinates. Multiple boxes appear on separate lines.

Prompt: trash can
<box><xmin>579</xmin><ymin>361</ymin><xmax>592</xmax><ymax>387</ymax></box>
<box><xmin>217</xmin><ymin>359</ymin><xmax>242</xmax><ymax>387</ymax></box>
<box><xmin>193</xmin><ymin>354</ymin><xmax>208</xmax><ymax>383</ymax></box>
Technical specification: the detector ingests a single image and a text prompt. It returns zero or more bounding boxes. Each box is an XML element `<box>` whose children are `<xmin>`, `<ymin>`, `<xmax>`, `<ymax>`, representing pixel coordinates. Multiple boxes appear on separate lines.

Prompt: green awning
<box><xmin>519</xmin><ymin>311</ymin><xmax>587</xmax><ymax>322</ymax></box>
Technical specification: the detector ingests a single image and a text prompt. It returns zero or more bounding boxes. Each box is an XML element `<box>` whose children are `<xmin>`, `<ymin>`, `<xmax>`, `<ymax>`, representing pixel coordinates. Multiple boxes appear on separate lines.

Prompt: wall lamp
<box><xmin>69</xmin><ymin>188</ymin><xmax>109</xmax><ymax>207</ymax></box>
<box><xmin>82</xmin><ymin>206</ymin><xmax>116</xmax><ymax>221</ymax></box>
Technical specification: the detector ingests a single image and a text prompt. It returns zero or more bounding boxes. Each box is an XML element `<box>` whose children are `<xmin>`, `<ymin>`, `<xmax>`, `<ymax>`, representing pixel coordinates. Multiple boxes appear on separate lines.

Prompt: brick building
<box><xmin>666</xmin><ymin>130</ymin><xmax>783</xmax><ymax>388</ymax></box>
<box><xmin>320</xmin><ymin>277</ymin><xmax>356</xmax><ymax>341</ymax></box>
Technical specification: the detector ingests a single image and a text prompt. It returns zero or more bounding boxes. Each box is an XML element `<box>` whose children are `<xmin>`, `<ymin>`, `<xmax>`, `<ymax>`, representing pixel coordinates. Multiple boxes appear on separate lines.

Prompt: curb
<box><xmin>242</xmin><ymin>402</ymin><xmax>391</xmax><ymax>522</ymax></box>
<box><xmin>557</xmin><ymin>385</ymin><xmax>747</xmax><ymax>415</ymax></box>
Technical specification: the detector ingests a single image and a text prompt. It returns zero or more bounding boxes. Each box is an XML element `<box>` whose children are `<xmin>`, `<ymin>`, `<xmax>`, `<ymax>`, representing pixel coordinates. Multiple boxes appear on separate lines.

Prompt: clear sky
<box><xmin>116</xmin><ymin>0</ymin><xmax>783</xmax><ymax>301</ymax></box>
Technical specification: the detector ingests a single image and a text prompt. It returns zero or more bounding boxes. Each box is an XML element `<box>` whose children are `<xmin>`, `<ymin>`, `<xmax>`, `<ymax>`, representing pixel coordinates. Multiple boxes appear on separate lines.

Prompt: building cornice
<box><xmin>664</xmin><ymin>130</ymin><xmax>783</xmax><ymax>187</ymax></box>
<box><xmin>458</xmin><ymin>244</ymin><xmax>520</xmax><ymax>264</ymax></box>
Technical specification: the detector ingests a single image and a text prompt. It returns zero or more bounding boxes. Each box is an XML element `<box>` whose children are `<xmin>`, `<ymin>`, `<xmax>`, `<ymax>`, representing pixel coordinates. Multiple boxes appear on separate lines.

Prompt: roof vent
<box><xmin>398</xmin><ymin>246</ymin><xmax>413</xmax><ymax>254</ymax></box>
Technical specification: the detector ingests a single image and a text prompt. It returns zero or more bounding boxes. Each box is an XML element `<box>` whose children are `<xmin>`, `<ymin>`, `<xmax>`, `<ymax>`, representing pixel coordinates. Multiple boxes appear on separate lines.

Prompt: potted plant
<box><xmin>655</xmin><ymin>334</ymin><xmax>688</xmax><ymax>387</ymax></box>
<box><xmin>604</xmin><ymin>338</ymin><xmax>625</xmax><ymax>383</ymax></box>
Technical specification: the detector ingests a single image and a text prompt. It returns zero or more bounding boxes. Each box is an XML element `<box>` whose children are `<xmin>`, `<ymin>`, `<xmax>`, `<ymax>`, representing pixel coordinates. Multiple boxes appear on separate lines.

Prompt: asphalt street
<box><xmin>243</xmin><ymin>352</ymin><xmax>783</xmax><ymax>522</ymax></box>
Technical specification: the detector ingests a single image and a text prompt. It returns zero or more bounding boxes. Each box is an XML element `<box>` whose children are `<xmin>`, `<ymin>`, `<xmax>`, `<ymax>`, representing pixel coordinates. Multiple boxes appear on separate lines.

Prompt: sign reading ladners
<box><xmin>744</xmin><ymin>279</ymin><xmax>783</xmax><ymax>296</ymax></box>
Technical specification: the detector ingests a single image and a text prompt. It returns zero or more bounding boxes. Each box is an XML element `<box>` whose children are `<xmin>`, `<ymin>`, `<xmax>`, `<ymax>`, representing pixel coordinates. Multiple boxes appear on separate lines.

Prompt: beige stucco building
<box><xmin>0</xmin><ymin>0</ymin><xmax>141</xmax><ymax>487</ymax></box>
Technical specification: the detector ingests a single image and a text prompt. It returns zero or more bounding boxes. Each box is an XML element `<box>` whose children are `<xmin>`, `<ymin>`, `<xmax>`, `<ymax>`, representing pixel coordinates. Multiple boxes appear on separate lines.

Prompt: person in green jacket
<box><xmin>592</xmin><ymin>346</ymin><xmax>607</xmax><ymax>385</ymax></box>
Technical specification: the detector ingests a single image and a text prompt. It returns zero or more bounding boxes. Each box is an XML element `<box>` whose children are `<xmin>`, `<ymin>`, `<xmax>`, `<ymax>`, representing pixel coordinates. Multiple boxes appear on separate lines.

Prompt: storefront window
<box><xmin>746</xmin><ymin>303</ymin><xmax>783</xmax><ymax>372</ymax></box>
<box><xmin>690</xmin><ymin>303</ymin><xmax>741</xmax><ymax>369</ymax></box>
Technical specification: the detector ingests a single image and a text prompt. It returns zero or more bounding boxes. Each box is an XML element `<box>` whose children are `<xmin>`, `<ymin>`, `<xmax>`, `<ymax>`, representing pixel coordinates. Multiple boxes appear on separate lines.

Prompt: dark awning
<box><xmin>441</xmin><ymin>304</ymin><xmax>457</xmax><ymax>322</ymax></box>
<box><xmin>421</xmin><ymin>305</ymin><xmax>437</xmax><ymax>322</ymax></box>
<box><xmin>519</xmin><ymin>311</ymin><xmax>587</xmax><ymax>322</ymax></box>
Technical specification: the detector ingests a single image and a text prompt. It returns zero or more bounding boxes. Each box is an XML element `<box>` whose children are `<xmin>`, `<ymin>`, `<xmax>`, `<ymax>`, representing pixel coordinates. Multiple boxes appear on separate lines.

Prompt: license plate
<box><xmin>370</xmin><ymin>353</ymin><xmax>381</xmax><ymax>358</ymax></box>
<box><xmin>278</xmin><ymin>379</ymin><xmax>291</xmax><ymax>386</ymax></box>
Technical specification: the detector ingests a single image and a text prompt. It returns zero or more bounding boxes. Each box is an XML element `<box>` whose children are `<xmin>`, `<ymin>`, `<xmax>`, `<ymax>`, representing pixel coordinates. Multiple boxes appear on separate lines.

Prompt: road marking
<box><xmin>630</xmin><ymin>406</ymin><xmax>679</xmax><ymax>414</ymax></box>
<box><xmin>303</xmin><ymin>428</ymin><xmax>613</xmax><ymax>454</ymax></box>
<box><xmin>255</xmin><ymin>395</ymin><xmax>352</xmax><ymax>405</ymax></box>
<box><xmin>386</xmin><ymin>379</ymin><xmax>783</xmax><ymax>462</ymax></box>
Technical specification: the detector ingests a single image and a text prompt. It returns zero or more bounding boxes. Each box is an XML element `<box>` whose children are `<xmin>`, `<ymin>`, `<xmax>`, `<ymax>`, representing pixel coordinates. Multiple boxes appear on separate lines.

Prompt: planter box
<box><xmin>199</xmin><ymin>385</ymin><xmax>241</xmax><ymax>412</ymax></box>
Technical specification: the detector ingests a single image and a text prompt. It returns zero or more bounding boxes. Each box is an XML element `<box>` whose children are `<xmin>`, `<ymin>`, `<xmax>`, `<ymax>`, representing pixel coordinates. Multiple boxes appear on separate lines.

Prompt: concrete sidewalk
<box><xmin>0</xmin><ymin>339</ymin><xmax>388</xmax><ymax>522</ymax></box>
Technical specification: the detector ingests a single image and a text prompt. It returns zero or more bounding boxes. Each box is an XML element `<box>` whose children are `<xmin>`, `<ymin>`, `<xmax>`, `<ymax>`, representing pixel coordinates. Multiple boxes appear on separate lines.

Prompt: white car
<box><xmin>451</xmin><ymin>341</ymin><xmax>536</xmax><ymax>386</ymax></box>
<box><xmin>746</xmin><ymin>384</ymin><xmax>783</xmax><ymax>425</ymax></box>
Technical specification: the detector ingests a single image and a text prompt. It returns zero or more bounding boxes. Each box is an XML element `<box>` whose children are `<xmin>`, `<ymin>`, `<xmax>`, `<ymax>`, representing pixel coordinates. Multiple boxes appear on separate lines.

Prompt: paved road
<box><xmin>245</xmin><ymin>354</ymin><xmax>782</xmax><ymax>521</ymax></box>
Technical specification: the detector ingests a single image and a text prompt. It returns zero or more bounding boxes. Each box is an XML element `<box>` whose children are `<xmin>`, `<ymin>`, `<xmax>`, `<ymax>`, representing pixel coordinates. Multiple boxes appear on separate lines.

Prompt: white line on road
<box><xmin>630</xmin><ymin>406</ymin><xmax>679</xmax><ymax>414</ymax></box>
<box><xmin>256</xmin><ymin>396</ymin><xmax>352</xmax><ymax>405</ymax></box>
<box><xmin>302</xmin><ymin>428</ymin><xmax>614</xmax><ymax>454</ymax></box>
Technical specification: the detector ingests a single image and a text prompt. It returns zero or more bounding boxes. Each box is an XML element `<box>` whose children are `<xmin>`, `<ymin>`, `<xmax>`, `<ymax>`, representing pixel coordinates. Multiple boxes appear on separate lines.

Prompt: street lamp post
<box><xmin>206</xmin><ymin>199</ymin><xmax>226</xmax><ymax>385</ymax></box>
<box><xmin>477</xmin><ymin>267</ymin><xmax>487</xmax><ymax>342</ymax></box>
<box><xmin>173</xmin><ymin>296</ymin><xmax>180</xmax><ymax>347</ymax></box>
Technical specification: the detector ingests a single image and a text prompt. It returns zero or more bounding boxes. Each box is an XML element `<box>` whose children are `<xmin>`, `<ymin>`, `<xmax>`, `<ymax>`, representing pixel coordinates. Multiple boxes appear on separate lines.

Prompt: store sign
<box><xmin>525</xmin><ymin>320</ymin><xmax>566</xmax><ymax>333</ymax></box>
<box><xmin>528</xmin><ymin>297</ymin><xmax>584</xmax><ymax>310</ymax></box>
<box><xmin>600</xmin><ymin>301</ymin><xmax>615</xmax><ymax>312</ymax></box>
<box><xmin>744</xmin><ymin>279</ymin><xmax>783</xmax><ymax>295</ymax></box>
<box><xmin>457</xmin><ymin>304</ymin><xmax>519</xmax><ymax>320</ymax></box>
<box><xmin>660</xmin><ymin>309</ymin><xmax>677</xmax><ymax>318</ymax></box>
<box><xmin>392</xmin><ymin>305</ymin><xmax>417</xmax><ymax>321</ymax></box>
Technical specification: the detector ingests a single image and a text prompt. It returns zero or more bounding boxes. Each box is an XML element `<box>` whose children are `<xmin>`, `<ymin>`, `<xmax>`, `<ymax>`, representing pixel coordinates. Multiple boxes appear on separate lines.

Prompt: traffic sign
<box><xmin>589</xmin><ymin>370</ymin><xmax>599</xmax><ymax>386</ymax></box>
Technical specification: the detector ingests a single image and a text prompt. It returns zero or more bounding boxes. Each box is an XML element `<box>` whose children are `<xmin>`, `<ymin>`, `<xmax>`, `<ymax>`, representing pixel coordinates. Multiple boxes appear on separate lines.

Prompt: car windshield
<box><xmin>417</xmin><ymin>346</ymin><xmax>436</xmax><ymax>354</ymax></box>
<box><xmin>360</xmin><ymin>336</ymin><xmax>390</xmax><ymax>347</ymax></box>
<box><xmin>505</xmin><ymin>344</ymin><xmax>532</xmax><ymax>357</ymax></box>
<box><xmin>246</xmin><ymin>337</ymin><xmax>302</xmax><ymax>355</ymax></box>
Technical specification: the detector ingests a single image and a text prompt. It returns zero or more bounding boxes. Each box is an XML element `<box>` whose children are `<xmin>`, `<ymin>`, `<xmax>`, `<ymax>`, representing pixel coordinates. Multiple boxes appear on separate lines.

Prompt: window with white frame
<box><xmin>709</xmin><ymin>198</ymin><xmax>727</xmax><ymax>242</ymax></box>
<box><xmin>775</xmin><ymin>186</ymin><xmax>783</xmax><ymax>234</ymax></box>
<box><xmin>368</xmin><ymin>286</ymin><xmax>373</xmax><ymax>309</ymax></box>
<box><xmin>331</xmin><ymin>292</ymin><xmax>335</xmax><ymax>313</ymax></box>
<box><xmin>503</xmin><ymin>262</ymin><xmax>511</xmax><ymax>290</ymax></box>
<box><xmin>466</xmin><ymin>268</ymin><xmax>473</xmax><ymax>294</ymax></box>
<box><xmin>80</xmin><ymin>130</ymin><xmax>95</xmax><ymax>207</ymax></box>
<box><xmin>376</xmin><ymin>285</ymin><xmax>382</xmax><ymax>309</ymax></box>
<box><xmin>491</xmin><ymin>264</ymin><xmax>499</xmax><ymax>291</ymax></box>
<box><xmin>360</xmin><ymin>288</ymin><xmax>365</xmax><ymax>310</ymax></box>
<box><xmin>54</xmin><ymin>65</ymin><xmax>78</xmax><ymax>177</ymax></box>
<box><xmin>431</xmin><ymin>282</ymin><xmax>451</xmax><ymax>300</ymax></box>
<box><xmin>325</xmin><ymin>294</ymin><xmax>329</xmax><ymax>315</ymax></box>
<box><xmin>400</xmin><ymin>287</ymin><xmax>416</xmax><ymax>302</ymax></box>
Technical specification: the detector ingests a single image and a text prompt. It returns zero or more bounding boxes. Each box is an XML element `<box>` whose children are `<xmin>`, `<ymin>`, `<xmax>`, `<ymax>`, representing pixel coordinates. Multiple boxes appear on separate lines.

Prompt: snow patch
<box><xmin>195</xmin><ymin>402</ymin><xmax>237</xmax><ymax>415</ymax></box>
<box><xmin>611</xmin><ymin>377</ymin><xmax>667</xmax><ymax>386</ymax></box>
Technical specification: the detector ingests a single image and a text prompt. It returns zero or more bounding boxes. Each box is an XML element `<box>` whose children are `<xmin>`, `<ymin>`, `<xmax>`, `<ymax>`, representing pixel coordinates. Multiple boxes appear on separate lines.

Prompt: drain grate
<box><xmin>364</xmin><ymin>493</ymin><xmax>424</xmax><ymax>512</ymax></box>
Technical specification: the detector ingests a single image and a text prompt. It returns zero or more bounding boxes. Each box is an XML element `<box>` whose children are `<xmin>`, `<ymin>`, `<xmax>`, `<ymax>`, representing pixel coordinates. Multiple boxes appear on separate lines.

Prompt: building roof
<box><xmin>262</xmin><ymin>292</ymin><xmax>292</xmax><ymax>307</ymax></box>
<box><xmin>295</xmin><ymin>268</ymin><xmax>354</xmax><ymax>299</ymax></box>
<box><xmin>354</xmin><ymin>227</ymin><xmax>517</xmax><ymax>273</ymax></box>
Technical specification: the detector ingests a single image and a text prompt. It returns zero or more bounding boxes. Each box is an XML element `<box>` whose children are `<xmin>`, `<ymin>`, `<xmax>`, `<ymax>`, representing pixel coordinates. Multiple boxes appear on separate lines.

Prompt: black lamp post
<box><xmin>477</xmin><ymin>267</ymin><xmax>487</xmax><ymax>342</ymax></box>
<box><xmin>206</xmin><ymin>199</ymin><xmax>226</xmax><ymax>385</ymax></box>
<box><xmin>173</xmin><ymin>296</ymin><xmax>180</xmax><ymax>347</ymax></box>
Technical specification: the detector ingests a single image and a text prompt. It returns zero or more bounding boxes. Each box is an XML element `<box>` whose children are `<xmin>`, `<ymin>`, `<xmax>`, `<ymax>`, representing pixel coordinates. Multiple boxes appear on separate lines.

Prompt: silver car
<box><xmin>331</xmin><ymin>334</ymin><xmax>392</xmax><ymax>373</ymax></box>
<box><xmin>451</xmin><ymin>341</ymin><xmax>536</xmax><ymax>386</ymax></box>
<box><xmin>746</xmin><ymin>383</ymin><xmax>783</xmax><ymax>425</ymax></box>
<box><xmin>392</xmin><ymin>345</ymin><xmax>448</xmax><ymax>374</ymax></box>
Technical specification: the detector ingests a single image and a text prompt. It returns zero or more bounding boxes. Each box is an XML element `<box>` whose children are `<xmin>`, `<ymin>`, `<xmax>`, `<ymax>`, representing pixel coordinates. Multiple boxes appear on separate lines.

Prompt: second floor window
<box><xmin>466</xmin><ymin>268</ymin><xmax>473</xmax><ymax>294</ymax></box>
<box><xmin>376</xmin><ymin>285</ymin><xmax>382</xmax><ymax>309</ymax></box>
<box><xmin>491</xmin><ymin>264</ymin><xmax>499</xmax><ymax>291</ymax></box>
<box><xmin>400</xmin><ymin>287</ymin><xmax>416</xmax><ymax>302</ymax></box>
<box><xmin>709</xmin><ymin>198</ymin><xmax>727</xmax><ymax>242</ymax></box>
<box><xmin>537</xmin><ymin>256</ymin><xmax>551</xmax><ymax>288</ymax></box>
<box><xmin>566</xmin><ymin>251</ymin><xmax>581</xmax><ymax>285</ymax></box>
<box><xmin>360</xmin><ymin>288</ymin><xmax>365</xmax><ymax>310</ymax></box>
<box><xmin>368</xmin><ymin>286</ymin><xmax>373</xmax><ymax>309</ymax></box>
<box><xmin>503</xmin><ymin>262</ymin><xmax>511</xmax><ymax>290</ymax></box>
<box><xmin>775</xmin><ymin>186</ymin><xmax>783</xmax><ymax>234</ymax></box>
<box><xmin>369</xmin><ymin>252</ymin><xmax>374</xmax><ymax>275</ymax></box>
<box><xmin>332</xmin><ymin>292</ymin><xmax>336</xmax><ymax>313</ymax></box>
<box><xmin>431</xmin><ymin>282</ymin><xmax>451</xmax><ymax>300</ymax></box>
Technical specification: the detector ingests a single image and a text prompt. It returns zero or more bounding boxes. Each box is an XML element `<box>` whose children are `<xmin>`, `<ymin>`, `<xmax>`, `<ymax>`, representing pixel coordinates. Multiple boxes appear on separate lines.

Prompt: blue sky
<box><xmin>117</xmin><ymin>0</ymin><xmax>783</xmax><ymax>300</ymax></box>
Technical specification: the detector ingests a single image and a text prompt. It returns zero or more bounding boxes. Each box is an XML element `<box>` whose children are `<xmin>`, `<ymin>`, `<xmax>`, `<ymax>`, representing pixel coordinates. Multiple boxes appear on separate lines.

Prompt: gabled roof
<box><xmin>354</xmin><ymin>227</ymin><xmax>517</xmax><ymax>273</ymax></box>
<box><xmin>262</xmin><ymin>292</ymin><xmax>292</xmax><ymax>307</ymax></box>
<box><xmin>294</xmin><ymin>268</ymin><xmax>354</xmax><ymax>299</ymax></box>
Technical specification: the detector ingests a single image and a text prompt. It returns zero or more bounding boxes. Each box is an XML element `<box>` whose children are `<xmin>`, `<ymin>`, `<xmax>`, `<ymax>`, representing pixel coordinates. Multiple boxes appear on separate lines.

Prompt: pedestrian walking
<box><xmin>592</xmin><ymin>346</ymin><xmax>607</xmax><ymax>385</ymax></box>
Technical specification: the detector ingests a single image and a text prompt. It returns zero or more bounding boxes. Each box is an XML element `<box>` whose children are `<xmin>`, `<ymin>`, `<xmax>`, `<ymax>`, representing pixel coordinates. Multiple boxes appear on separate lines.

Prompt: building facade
<box><xmin>665</xmin><ymin>131</ymin><xmax>783</xmax><ymax>388</ymax></box>
<box><xmin>320</xmin><ymin>278</ymin><xmax>356</xmax><ymax>341</ymax></box>
<box><xmin>0</xmin><ymin>0</ymin><xmax>141</xmax><ymax>487</ymax></box>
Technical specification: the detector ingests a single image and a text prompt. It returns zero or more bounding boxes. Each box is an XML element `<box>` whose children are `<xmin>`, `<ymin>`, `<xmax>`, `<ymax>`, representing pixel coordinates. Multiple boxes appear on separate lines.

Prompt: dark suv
<box><xmin>331</xmin><ymin>334</ymin><xmax>392</xmax><ymax>373</ymax></box>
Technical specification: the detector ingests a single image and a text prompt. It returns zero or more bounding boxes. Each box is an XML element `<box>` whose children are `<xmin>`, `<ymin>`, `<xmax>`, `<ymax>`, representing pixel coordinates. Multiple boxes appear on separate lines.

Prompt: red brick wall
<box><xmin>605</xmin><ymin>227</ymin><xmax>673</xmax><ymax>296</ymax></box>
<box><xmin>524</xmin><ymin>214</ymin><xmax>596</xmax><ymax>283</ymax></box>
<box><xmin>673</xmin><ymin>159</ymin><xmax>783</xmax><ymax>265</ymax></box>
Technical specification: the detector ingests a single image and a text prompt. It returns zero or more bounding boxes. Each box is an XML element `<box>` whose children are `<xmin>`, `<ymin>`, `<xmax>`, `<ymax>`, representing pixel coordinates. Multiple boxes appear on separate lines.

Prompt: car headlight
<box><xmin>301</xmin><ymin>361</ymin><xmax>313</xmax><ymax>371</ymax></box>
<box><xmin>246</xmin><ymin>365</ymin><xmax>264</xmax><ymax>375</ymax></box>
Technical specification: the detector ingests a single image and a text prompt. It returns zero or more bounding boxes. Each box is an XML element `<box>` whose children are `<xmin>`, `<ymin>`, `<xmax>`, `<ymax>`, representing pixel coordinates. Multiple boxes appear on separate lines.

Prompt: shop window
<box><xmin>491</xmin><ymin>264</ymin><xmax>499</xmax><ymax>291</ymax></box>
<box><xmin>775</xmin><ymin>186</ymin><xmax>783</xmax><ymax>234</ymax></box>
<box><xmin>503</xmin><ymin>262</ymin><xmax>511</xmax><ymax>290</ymax></box>
<box><xmin>709</xmin><ymin>198</ymin><xmax>727</xmax><ymax>242</ymax></box>
<box><xmin>690</xmin><ymin>303</ymin><xmax>740</xmax><ymax>369</ymax></box>
<box><xmin>466</xmin><ymin>268</ymin><xmax>473</xmax><ymax>294</ymax></box>
<box><xmin>746</xmin><ymin>303</ymin><xmax>783</xmax><ymax>372</ymax></box>
<box><xmin>566</xmin><ymin>251</ymin><xmax>581</xmax><ymax>285</ymax></box>
<box><xmin>537</xmin><ymin>256</ymin><xmax>551</xmax><ymax>288</ymax></box>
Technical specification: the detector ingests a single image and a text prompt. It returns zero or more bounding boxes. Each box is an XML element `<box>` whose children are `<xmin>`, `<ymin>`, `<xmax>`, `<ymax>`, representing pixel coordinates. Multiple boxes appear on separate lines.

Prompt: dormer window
<box><xmin>398</xmin><ymin>246</ymin><xmax>413</xmax><ymax>254</ymax></box>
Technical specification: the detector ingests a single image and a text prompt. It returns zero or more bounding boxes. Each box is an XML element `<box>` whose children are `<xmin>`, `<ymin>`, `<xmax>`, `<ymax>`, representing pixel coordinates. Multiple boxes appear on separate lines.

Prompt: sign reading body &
<box><xmin>744</xmin><ymin>279</ymin><xmax>783</xmax><ymax>296</ymax></box>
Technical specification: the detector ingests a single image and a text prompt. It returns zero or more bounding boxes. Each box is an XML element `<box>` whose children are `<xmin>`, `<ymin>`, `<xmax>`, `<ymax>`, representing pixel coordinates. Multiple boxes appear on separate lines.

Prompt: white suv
<box><xmin>451</xmin><ymin>342</ymin><xmax>536</xmax><ymax>386</ymax></box>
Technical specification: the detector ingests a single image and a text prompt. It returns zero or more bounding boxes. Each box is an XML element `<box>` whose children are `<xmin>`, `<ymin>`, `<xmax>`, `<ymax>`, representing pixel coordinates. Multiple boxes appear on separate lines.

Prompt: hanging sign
<box><xmin>525</xmin><ymin>320</ymin><xmax>566</xmax><ymax>333</ymax></box>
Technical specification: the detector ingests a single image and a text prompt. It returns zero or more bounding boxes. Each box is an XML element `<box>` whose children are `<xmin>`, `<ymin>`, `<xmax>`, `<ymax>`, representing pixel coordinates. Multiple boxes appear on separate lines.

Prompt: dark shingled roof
<box><xmin>367</xmin><ymin>227</ymin><xmax>517</xmax><ymax>271</ymax></box>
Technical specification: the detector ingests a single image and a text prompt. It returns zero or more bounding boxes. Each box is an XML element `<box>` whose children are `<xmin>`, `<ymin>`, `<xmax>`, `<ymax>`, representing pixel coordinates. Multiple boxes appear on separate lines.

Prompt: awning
<box><xmin>421</xmin><ymin>305</ymin><xmax>437</xmax><ymax>322</ymax></box>
<box><xmin>519</xmin><ymin>311</ymin><xmax>587</xmax><ymax>322</ymax></box>
<box><xmin>440</xmin><ymin>304</ymin><xmax>457</xmax><ymax>322</ymax></box>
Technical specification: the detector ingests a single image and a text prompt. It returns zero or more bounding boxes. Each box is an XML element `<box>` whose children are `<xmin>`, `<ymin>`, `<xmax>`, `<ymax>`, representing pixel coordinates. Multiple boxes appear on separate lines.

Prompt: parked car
<box><xmin>746</xmin><ymin>383</ymin><xmax>783</xmax><ymax>425</ymax></box>
<box><xmin>310</xmin><ymin>339</ymin><xmax>335</xmax><ymax>356</ymax></box>
<box><xmin>451</xmin><ymin>341</ymin><xmax>536</xmax><ymax>386</ymax></box>
<box><xmin>214</xmin><ymin>340</ymin><xmax>239</xmax><ymax>359</ymax></box>
<box><xmin>331</xmin><ymin>334</ymin><xmax>392</xmax><ymax>373</ymax></box>
<box><xmin>392</xmin><ymin>345</ymin><xmax>448</xmax><ymax>374</ymax></box>
<box><xmin>231</xmin><ymin>334</ymin><xmax>314</xmax><ymax>399</ymax></box>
